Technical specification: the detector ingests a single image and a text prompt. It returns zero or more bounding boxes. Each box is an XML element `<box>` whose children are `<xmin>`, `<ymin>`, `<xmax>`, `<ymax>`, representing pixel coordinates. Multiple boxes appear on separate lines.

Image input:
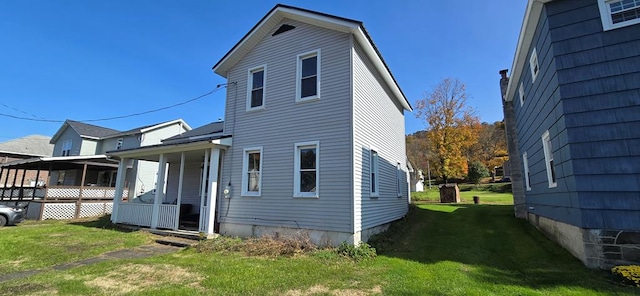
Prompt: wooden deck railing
<box><xmin>0</xmin><ymin>186</ymin><xmax>128</xmax><ymax>201</ymax></box>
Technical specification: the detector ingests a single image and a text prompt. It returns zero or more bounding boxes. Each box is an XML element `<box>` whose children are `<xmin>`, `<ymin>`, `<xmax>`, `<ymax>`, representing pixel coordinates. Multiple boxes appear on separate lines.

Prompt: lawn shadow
<box><xmin>68</xmin><ymin>214</ymin><xmax>139</xmax><ymax>233</ymax></box>
<box><xmin>370</xmin><ymin>204</ymin><xmax>632</xmax><ymax>293</ymax></box>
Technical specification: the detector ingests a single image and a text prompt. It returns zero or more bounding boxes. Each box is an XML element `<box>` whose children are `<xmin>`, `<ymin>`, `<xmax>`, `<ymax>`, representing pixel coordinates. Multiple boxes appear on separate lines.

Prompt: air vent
<box><xmin>272</xmin><ymin>24</ymin><xmax>296</xmax><ymax>36</ymax></box>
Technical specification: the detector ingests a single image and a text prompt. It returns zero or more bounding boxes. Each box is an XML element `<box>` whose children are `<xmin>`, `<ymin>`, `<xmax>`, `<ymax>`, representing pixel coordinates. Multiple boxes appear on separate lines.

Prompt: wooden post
<box><xmin>151</xmin><ymin>154</ymin><xmax>167</xmax><ymax>229</ymax></box>
<box><xmin>18</xmin><ymin>169</ymin><xmax>27</xmax><ymax>200</ymax></box>
<box><xmin>111</xmin><ymin>158</ymin><xmax>128</xmax><ymax>224</ymax></box>
<box><xmin>10</xmin><ymin>169</ymin><xmax>18</xmax><ymax>199</ymax></box>
<box><xmin>33</xmin><ymin>167</ymin><xmax>41</xmax><ymax>199</ymax></box>
<box><xmin>0</xmin><ymin>167</ymin><xmax>4</xmax><ymax>200</ymax></box>
<box><xmin>175</xmin><ymin>152</ymin><xmax>186</xmax><ymax>230</ymax></box>
<box><xmin>75</xmin><ymin>162</ymin><xmax>88</xmax><ymax>219</ymax></box>
<box><xmin>199</xmin><ymin>149</ymin><xmax>210</xmax><ymax>233</ymax></box>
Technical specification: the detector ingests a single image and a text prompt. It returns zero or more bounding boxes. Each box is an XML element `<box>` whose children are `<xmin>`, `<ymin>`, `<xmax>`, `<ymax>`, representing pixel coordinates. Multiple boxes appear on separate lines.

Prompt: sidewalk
<box><xmin>0</xmin><ymin>243</ymin><xmax>182</xmax><ymax>283</ymax></box>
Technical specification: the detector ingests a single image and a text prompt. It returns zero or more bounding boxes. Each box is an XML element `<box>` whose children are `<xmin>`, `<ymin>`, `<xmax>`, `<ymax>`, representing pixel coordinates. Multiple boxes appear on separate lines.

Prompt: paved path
<box><xmin>0</xmin><ymin>243</ymin><xmax>182</xmax><ymax>283</ymax></box>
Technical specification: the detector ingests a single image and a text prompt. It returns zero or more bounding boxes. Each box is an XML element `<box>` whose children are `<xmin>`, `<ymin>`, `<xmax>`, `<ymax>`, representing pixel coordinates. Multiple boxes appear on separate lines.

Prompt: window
<box><xmin>529</xmin><ymin>48</ymin><xmax>539</xmax><ymax>83</ymax></box>
<box><xmin>598</xmin><ymin>0</ymin><xmax>640</xmax><ymax>30</ymax></box>
<box><xmin>519</xmin><ymin>82</ymin><xmax>525</xmax><ymax>106</ymax></box>
<box><xmin>116</xmin><ymin>138</ymin><xmax>124</xmax><ymax>150</ymax></box>
<box><xmin>247</xmin><ymin>65</ymin><xmax>266</xmax><ymax>110</ymax></box>
<box><xmin>294</xmin><ymin>142</ymin><xmax>319</xmax><ymax>197</ymax></box>
<box><xmin>61</xmin><ymin>140</ymin><xmax>72</xmax><ymax>156</ymax></box>
<box><xmin>296</xmin><ymin>49</ymin><xmax>320</xmax><ymax>102</ymax></box>
<box><xmin>541</xmin><ymin>131</ymin><xmax>557</xmax><ymax>188</ymax></box>
<box><xmin>370</xmin><ymin>149</ymin><xmax>379</xmax><ymax>197</ymax></box>
<box><xmin>242</xmin><ymin>147</ymin><xmax>263</xmax><ymax>196</ymax></box>
<box><xmin>396</xmin><ymin>163</ymin><xmax>402</xmax><ymax>197</ymax></box>
<box><xmin>523</xmin><ymin>152</ymin><xmax>531</xmax><ymax>191</ymax></box>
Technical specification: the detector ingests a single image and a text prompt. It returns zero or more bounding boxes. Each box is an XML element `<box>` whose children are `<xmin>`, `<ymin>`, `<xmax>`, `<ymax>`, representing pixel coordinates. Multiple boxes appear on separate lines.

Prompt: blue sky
<box><xmin>0</xmin><ymin>0</ymin><xmax>526</xmax><ymax>141</ymax></box>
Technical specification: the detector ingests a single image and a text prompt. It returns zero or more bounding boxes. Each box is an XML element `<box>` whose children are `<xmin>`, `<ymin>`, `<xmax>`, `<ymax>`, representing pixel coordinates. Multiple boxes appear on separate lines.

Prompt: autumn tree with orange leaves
<box><xmin>415</xmin><ymin>78</ymin><xmax>480</xmax><ymax>182</ymax></box>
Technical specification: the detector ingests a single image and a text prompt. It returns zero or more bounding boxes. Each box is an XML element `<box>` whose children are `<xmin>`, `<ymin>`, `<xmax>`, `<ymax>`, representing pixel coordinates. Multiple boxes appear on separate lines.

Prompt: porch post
<box><xmin>18</xmin><ymin>169</ymin><xmax>27</xmax><ymax>200</ymax></box>
<box><xmin>199</xmin><ymin>149</ymin><xmax>210</xmax><ymax>232</ymax></box>
<box><xmin>75</xmin><ymin>162</ymin><xmax>88</xmax><ymax>218</ymax></box>
<box><xmin>204</xmin><ymin>148</ymin><xmax>220</xmax><ymax>235</ymax></box>
<box><xmin>10</xmin><ymin>169</ymin><xmax>18</xmax><ymax>199</ymax></box>
<box><xmin>111</xmin><ymin>158</ymin><xmax>128</xmax><ymax>223</ymax></box>
<box><xmin>151</xmin><ymin>153</ymin><xmax>167</xmax><ymax>229</ymax></box>
<box><xmin>0</xmin><ymin>167</ymin><xmax>3</xmax><ymax>200</ymax></box>
<box><xmin>33</xmin><ymin>166</ymin><xmax>41</xmax><ymax>199</ymax></box>
<box><xmin>175</xmin><ymin>152</ymin><xmax>186</xmax><ymax>230</ymax></box>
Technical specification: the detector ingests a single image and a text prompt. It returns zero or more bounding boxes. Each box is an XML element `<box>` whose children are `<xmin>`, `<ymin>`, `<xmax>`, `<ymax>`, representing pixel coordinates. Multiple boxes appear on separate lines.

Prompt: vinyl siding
<box><xmin>79</xmin><ymin>139</ymin><xmax>98</xmax><ymax>156</ymax></box>
<box><xmin>218</xmin><ymin>19</ymin><xmax>353</xmax><ymax>233</ymax></box>
<box><xmin>98</xmin><ymin>135</ymin><xmax>139</xmax><ymax>154</ymax></box>
<box><xmin>166</xmin><ymin>161</ymin><xmax>203</xmax><ymax>213</ymax></box>
<box><xmin>352</xmin><ymin>41</ymin><xmax>408</xmax><ymax>232</ymax></box>
<box><xmin>51</xmin><ymin>127</ymin><xmax>83</xmax><ymax>156</ymax></box>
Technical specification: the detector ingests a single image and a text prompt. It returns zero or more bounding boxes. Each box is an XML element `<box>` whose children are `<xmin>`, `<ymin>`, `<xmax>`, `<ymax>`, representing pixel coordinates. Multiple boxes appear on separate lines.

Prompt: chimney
<box><xmin>499</xmin><ymin>69</ymin><xmax>509</xmax><ymax>101</ymax></box>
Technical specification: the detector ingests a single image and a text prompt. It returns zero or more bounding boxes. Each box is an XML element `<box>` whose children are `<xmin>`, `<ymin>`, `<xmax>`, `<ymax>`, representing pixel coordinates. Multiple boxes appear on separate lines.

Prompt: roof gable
<box><xmin>212</xmin><ymin>4</ymin><xmax>412</xmax><ymax>111</ymax></box>
<box><xmin>50</xmin><ymin>120</ymin><xmax>121</xmax><ymax>144</ymax></box>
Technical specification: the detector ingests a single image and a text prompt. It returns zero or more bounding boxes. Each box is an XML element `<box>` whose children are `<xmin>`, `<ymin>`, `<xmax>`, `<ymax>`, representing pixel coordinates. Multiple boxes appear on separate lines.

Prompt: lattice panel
<box><xmin>42</xmin><ymin>203</ymin><xmax>76</xmax><ymax>220</ymax></box>
<box><xmin>79</xmin><ymin>202</ymin><xmax>110</xmax><ymax>218</ymax></box>
<box><xmin>82</xmin><ymin>188</ymin><xmax>107</xmax><ymax>198</ymax></box>
<box><xmin>47</xmin><ymin>188</ymin><xmax>80</xmax><ymax>198</ymax></box>
<box><xmin>104</xmin><ymin>202</ymin><xmax>113</xmax><ymax>214</ymax></box>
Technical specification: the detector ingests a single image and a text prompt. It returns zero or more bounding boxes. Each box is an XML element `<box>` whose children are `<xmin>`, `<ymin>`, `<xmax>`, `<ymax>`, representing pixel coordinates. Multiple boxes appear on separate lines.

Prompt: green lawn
<box><xmin>0</xmin><ymin>204</ymin><xmax>636</xmax><ymax>295</ymax></box>
<box><xmin>412</xmin><ymin>186</ymin><xmax>514</xmax><ymax>204</ymax></box>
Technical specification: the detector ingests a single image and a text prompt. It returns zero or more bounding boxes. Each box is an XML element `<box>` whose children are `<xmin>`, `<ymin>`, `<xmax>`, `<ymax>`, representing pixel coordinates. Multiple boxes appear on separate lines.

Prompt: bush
<box><xmin>335</xmin><ymin>242</ymin><xmax>377</xmax><ymax>262</ymax></box>
<box><xmin>611</xmin><ymin>265</ymin><xmax>640</xmax><ymax>287</ymax></box>
<box><xmin>467</xmin><ymin>161</ymin><xmax>490</xmax><ymax>184</ymax></box>
<box><xmin>195</xmin><ymin>232</ymin><xmax>316</xmax><ymax>257</ymax></box>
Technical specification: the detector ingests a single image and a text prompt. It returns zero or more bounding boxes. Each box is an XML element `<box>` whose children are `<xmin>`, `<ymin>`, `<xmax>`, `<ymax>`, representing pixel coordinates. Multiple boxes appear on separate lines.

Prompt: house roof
<box><xmin>50</xmin><ymin>120</ymin><xmax>122</xmax><ymax>143</ymax></box>
<box><xmin>0</xmin><ymin>155</ymin><xmax>120</xmax><ymax>171</ymax></box>
<box><xmin>212</xmin><ymin>4</ymin><xmax>412</xmax><ymax>111</ymax></box>
<box><xmin>0</xmin><ymin>135</ymin><xmax>54</xmax><ymax>157</ymax></box>
<box><xmin>102</xmin><ymin>119</ymin><xmax>192</xmax><ymax>140</ymax></box>
<box><xmin>504</xmin><ymin>0</ymin><xmax>554</xmax><ymax>102</ymax></box>
<box><xmin>162</xmin><ymin>121</ymin><xmax>224</xmax><ymax>144</ymax></box>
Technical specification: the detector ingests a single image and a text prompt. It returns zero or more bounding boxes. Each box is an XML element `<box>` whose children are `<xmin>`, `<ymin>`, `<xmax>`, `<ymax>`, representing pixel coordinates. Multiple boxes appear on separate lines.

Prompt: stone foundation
<box><xmin>528</xmin><ymin>213</ymin><xmax>640</xmax><ymax>269</ymax></box>
<box><xmin>219</xmin><ymin>222</ymin><xmax>391</xmax><ymax>247</ymax></box>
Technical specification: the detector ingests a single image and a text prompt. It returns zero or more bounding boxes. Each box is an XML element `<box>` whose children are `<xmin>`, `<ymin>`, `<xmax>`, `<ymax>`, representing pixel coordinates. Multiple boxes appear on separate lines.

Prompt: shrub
<box><xmin>467</xmin><ymin>161</ymin><xmax>490</xmax><ymax>184</ymax></box>
<box><xmin>195</xmin><ymin>232</ymin><xmax>317</xmax><ymax>257</ymax></box>
<box><xmin>335</xmin><ymin>242</ymin><xmax>377</xmax><ymax>262</ymax></box>
<box><xmin>611</xmin><ymin>265</ymin><xmax>640</xmax><ymax>287</ymax></box>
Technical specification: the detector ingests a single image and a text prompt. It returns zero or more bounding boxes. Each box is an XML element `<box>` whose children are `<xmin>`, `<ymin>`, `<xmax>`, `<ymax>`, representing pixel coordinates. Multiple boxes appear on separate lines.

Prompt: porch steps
<box><xmin>145</xmin><ymin>229</ymin><xmax>203</xmax><ymax>248</ymax></box>
<box><xmin>155</xmin><ymin>236</ymin><xmax>199</xmax><ymax>248</ymax></box>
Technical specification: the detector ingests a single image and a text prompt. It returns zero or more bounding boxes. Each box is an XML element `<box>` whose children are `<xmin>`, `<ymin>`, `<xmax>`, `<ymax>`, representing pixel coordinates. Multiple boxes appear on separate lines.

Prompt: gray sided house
<box><xmin>501</xmin><ymin>0</ymin><xmax>640</xmax><ymax>268</ymax></box>
<box><xmin>108</xmin><ymin>4</ymin><xmax>412</xmax><ymax>246</ymax></box>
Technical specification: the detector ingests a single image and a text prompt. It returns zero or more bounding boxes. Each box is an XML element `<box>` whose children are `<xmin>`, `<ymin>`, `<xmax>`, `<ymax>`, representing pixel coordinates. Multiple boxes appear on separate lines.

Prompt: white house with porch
<box><xmin>108</xmin><ymin>4</ymin><xmax>412</xmax><ymax>245</ymax></box>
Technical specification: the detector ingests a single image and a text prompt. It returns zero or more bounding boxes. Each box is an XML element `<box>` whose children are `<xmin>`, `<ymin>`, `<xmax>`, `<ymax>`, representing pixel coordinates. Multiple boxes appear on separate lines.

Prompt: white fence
<box><xmin>116</xmin><ymin>203</ymin><xmax>153</xmax><ymax>227</ymax></box>
<box><xmin>23</xmin><ymin>200</ymin><xmax>113</xmax><ymax>220</ymax></box>
<box><xmin>0</xmin><ymin>186</ymin><xmax>128</xmax><ymax>201</ymax></box>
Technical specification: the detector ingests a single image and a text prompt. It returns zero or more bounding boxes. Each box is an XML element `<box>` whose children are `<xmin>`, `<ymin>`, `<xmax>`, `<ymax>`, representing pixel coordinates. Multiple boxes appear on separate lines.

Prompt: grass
<box><xmin>0</xmin><ymin>215</ymin><xmax>152</xmax><ymax>274</ymax></box>
<box><xmin>412</xmin><ymin>186</ymin><xmax>514</xmax><ymax>204</ymax></box>
<box><xmin>0</xmin><ymin>202</ymin><xmax>637</xmax><ymax>295</ymax></box>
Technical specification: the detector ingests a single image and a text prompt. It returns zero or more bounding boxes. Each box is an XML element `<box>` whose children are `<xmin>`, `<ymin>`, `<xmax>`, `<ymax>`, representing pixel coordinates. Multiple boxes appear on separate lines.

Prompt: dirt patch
<box><xmin>285</xmin><ymin>285</ymin><xmax>382</xmax><ymax>296</ymax></box>
<box><xmin>84</xmin><ymin>263</ymin><xmax>203</xmax><ymax>295</ymax></box>
<box><xmin>0</xmin><ymin>282</ymin><xmax>56</xmax><ymax>295</ymax></box>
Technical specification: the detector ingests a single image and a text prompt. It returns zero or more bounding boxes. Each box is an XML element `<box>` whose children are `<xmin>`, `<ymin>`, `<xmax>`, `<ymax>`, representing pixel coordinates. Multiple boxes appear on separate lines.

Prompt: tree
<box><xmin>467</xmin><ymin>161</ymin><xmax>490</xmax><ymax>184</ymax></box>
<box><xmin>415</xmin><ymin>78</ymin><xmax>480</xmax><ymax>182</ymax></box>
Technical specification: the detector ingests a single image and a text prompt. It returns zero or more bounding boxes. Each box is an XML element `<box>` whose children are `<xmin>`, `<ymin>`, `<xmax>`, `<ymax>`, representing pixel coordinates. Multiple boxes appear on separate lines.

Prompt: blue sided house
<box><xmin>500</xmin><ymin>0</ymin><xmax>640</xmax><ymax>268</ymax></box>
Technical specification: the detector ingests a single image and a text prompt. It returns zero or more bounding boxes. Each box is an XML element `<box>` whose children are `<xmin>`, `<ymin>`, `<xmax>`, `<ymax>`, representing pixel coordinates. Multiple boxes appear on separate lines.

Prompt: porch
<box><xmin>108</xmin><ymin>136</ymin><xmax>231</xmax><ymax>236</ymax></box>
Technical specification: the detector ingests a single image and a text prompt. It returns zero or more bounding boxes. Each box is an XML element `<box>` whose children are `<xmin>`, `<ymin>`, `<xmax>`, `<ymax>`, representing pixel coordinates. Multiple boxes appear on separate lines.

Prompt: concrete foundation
<box><xmin>219</xmin><ymin>222</ymin><xmax>391</xmax><ymax>247</ymax></box>
<box><xmin>528</xmin><ymin>213</ymin><xmax>640</xmax><ymax>269</ymax></box>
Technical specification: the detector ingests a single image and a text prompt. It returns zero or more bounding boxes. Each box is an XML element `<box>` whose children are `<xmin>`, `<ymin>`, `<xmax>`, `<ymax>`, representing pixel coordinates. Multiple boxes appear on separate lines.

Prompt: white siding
<box><xmin>166</xmin><ymin>161</ymin><xmax>203</xmax><ymax>213</ymax></box>
<box><xmin>141</xmin><ymin>123</ymin><xmax>187</xmax><ymax>147</ymax></box>
<box><xmin>352</xmin><ymin>42</ymin><xmax>408</xmax><ymax>231</ymax></box>
<box><xmin>79</xmin><ymin>139</ymin><xmax>98</xmax><ymax>156</ymax></box>
<box><xmin>219</xmin><ymin>19</ymin><xmax>353</xmax><ymax>233</ymax></box>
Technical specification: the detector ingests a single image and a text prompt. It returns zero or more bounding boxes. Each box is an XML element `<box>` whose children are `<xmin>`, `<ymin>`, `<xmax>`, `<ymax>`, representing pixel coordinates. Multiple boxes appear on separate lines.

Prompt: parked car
<box><xmin>0</xmin><ymin>204</ymin><xmax>25</xmax><ymax>227</ymax></box>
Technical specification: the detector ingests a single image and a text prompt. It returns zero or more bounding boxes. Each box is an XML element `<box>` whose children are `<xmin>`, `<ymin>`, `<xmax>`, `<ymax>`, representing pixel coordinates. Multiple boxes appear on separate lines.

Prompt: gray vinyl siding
<box><xmin>516</xmin><ymin>0</ymin><xmax>640</xmax><ymax>230</ymax></box>
<box><xmin>166</xmin><ymin>161</ymin><xmax>202</xmax><ymax>214</ymax></box>
<box><xmin>218</xmin><ymin>19</ymin><xmax>353</xmax><ymax>233</ymax></box>
<box><xmin>141</xmin><ymin>123</ymin><xmax>188</xmax><ymax>147</ymax></box>
<box><xmin>51</xmin><ymin>127</ymin><xmax>83</xmax><ymax>156</ymax></box>
<box><xmin>352</xmin><ymin>41</ymin><xmax>408</xmax><ymax>232</ymax></box>
<box><xmin>98</xmin><ymin>135</ymin><xmax>139</xmax><ymax>154</ymax></box>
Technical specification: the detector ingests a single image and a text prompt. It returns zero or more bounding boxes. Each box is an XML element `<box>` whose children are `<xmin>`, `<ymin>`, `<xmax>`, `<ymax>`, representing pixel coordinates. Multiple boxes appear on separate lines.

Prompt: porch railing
<box><xmin>0</xmin><ymin>186</ymin><xmax>128</xmax><ymax>201</ymax></box>
<box><xmin>158</xmin><ymin>204</ymin><xmax>178</xmax><ymax>229</ymax></box>
<box><xmin>116</xmin><ymin>203</ymin><xmax>153</xmax><ymax>227</ymax></box>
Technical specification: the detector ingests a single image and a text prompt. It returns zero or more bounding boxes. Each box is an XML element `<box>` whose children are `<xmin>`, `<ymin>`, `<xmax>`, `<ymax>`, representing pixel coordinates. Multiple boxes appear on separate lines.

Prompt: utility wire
<box><xmin>0</xmin><ymin>85</ymin><xmax>225</xmax><ymax>123</ymax></box>
<box><xmin>1</xmin><ymin>103</ymin><xmax>47</xmax><ymax>120</ymax></box>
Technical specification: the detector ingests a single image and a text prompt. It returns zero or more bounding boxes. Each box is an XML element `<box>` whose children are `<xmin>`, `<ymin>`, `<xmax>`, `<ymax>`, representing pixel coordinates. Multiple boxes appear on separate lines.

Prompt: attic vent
<box><xmin>272</xmin><ymin>24</ymin><xmax>296</xmax><ymax>36</ymax></box>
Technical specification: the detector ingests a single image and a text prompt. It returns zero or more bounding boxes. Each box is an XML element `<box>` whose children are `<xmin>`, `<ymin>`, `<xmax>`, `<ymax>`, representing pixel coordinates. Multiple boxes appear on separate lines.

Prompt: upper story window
<box><xmin>294</xmin><ymin>141</ymin><xmax>319</xmax><ymax>198</ymax></box>
<box><xmin>541</xmin><ymin>130</ymin><xmax>557</xmax><ymax>188</ymax></box>
<box><xmin>61</xmin><ymin>139</ymin><xmax>72</xmax><ymax>156</ymax></box>
<box><xmin>523</xmin><ymin>152</ymin><xmax>531</xmax><ymax>191</ymax></box>
<box><xmin>242</xmin><ymin>147</ymin><xmax>263</xmax><ymax>196</ymax></box>
<box><xmin>519</xmin><ymin>82</ymin><xmax>525</xmax><ymax>106</ymax></box>
<box><xmin>116</xmin><ymin>138</ymin><xmax>124</xmax><ymax>150</ymax></box>
<box><xmin>370</xmin><ymin>149</ymin><xmax>379</xmax><ymax>197</ymax></box>
<box><xmin>247</xmin><ymin>65</ymin><xmax>266</xmax><ymax>111</ymax></box>
<box><xmin>296</xmin><ymin>49</ymin><xmax>321</xmax><ymax>102</ymax></box>
<box><xmin>529</xmin><ymin>47</ymin><xmax>539</xmax><ymax>83</ymax></box>
<box><xmin>598</xmin><ymin>0</ymin><xmax>640</xmax><ymax>30</ymax></box>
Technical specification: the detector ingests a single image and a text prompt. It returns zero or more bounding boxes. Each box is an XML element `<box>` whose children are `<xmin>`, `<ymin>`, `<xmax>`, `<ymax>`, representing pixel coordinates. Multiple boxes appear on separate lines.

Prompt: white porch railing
<box><xmin>199</xmin><ymin>205</ymin><xmax>209</xmax><ymax>233</ymax></box>
<box><xmin>157</xmin><ymin>204</ymin><xmax>178</xmax><ymax>229</ymax></box>
<box><xmin>116</xmin><ymin>203</ymin><xmax>152</xmax><ymax>227</ymax></box>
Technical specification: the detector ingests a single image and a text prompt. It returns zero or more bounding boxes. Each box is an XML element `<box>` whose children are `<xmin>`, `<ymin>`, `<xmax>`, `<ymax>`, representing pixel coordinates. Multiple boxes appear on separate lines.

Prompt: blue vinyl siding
<box><xmin>517</xmin><ymin>0</ymin><xmax>640</xmax><ymax>230</ymax></box>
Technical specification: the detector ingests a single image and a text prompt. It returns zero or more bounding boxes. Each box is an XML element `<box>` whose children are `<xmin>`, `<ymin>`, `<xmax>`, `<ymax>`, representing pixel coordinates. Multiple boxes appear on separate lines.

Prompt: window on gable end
<box><xmin>116</xmin><ymin>138</ymin><xmax>124</xmax><ymax>150</ymax></box>
<box><xmin>519</xmin><ymin>82</ymin><xmax>525</xmax><ymax>106</ymax></box>
<box><xmin>541</xmin><ymin>130</ymin><xmax>557</xmax><ymax>188</ymax></box>
<box><xmin>530</xmin><ymin>48</ymin><xmax>539</xmax><ymax>83</ymax></box>
<box><xmin>296</xmin><ymin>50</ymin><xmax>320</xmax><ymax>102</ymax></box>
<box><xmin>247</xmin><ymin>65</ymin><xmax>266</xmax><ymax>111</ymax></box>
<box><xmin>61</xmin><ymin>140</ymin><xmax>72</xmax><ymax>156</ymax></box>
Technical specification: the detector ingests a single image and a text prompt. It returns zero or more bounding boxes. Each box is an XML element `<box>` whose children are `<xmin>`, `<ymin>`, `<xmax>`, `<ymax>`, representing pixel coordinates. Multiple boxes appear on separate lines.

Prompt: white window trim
<box><xmin>396</xmin><ymin>162</ymin><xmax>403</xmax><ymax>197</ymax></box>
<box><xmin>294</xmin><ymin>141</ymin><xmax>319</xmax><ymax>198</ymax></box>
<box><xmin>296</xmin><ymin>49</ymin><xmax>321</xmax><ymax>103</ymax></box>
<box><xmin>115</xmin><ymin>138</ymin><xmax>124</xmax><ymax>150</ymax></box>
<box><xmin>242</xmin><ymin>146</ymin><xmax>263</xmax><ymax>197</ymax></box>
<box><xmin>370</xmin><ymin>147</ymin><xmax>379</xmax><ymax>197</ymax></box>
<box><xmin>541</xmin><ymin>130</ymin><xmax>557</xmax><ymax>188</ymax></box>
<box><xmin>530</xmin><ymin>47</ymin><xmax>539</xmax><ymax>83</ymax></box>
<box><xmin>523</xmin><ymin>152</ymin><xmax>531</xmax><ymax>191</ymax></box>
<box><xmin>246</xmin><ymin>65</ymin><xmax>267</xmax><ymax>111</ymax></box>
<box><xmin>61</xmin><ymin>139</ymin><xmax>72</xmax><ymax>156</ymax></box>
<box><xmin>519</xmin><ymin>82</ymin><xmax>525</xmax><ymax>106</ymax></box>
<box><xmin>598</xmin><ymin>0</ymin><xmax>640</xmax><ymax>31</ymax></box>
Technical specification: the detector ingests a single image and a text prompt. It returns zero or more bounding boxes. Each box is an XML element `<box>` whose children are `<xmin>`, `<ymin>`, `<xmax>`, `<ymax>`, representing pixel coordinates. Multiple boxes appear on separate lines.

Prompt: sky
<box><xmin>0</xmin><ymin>0</ymin><xmax>527</xmax><ymax>141</ymax></box>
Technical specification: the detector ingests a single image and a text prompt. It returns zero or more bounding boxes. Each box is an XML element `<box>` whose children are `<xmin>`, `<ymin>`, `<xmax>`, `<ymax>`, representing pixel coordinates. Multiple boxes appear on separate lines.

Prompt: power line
<box><xmin>0</xmin><ymin>85</ymin><xmax>225</xmax><ymax>123</ymax></box>
<box><xmin>0</xmin><ymin>104</ymin><xmax>48</xmax><ymax>121</ymax></box>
